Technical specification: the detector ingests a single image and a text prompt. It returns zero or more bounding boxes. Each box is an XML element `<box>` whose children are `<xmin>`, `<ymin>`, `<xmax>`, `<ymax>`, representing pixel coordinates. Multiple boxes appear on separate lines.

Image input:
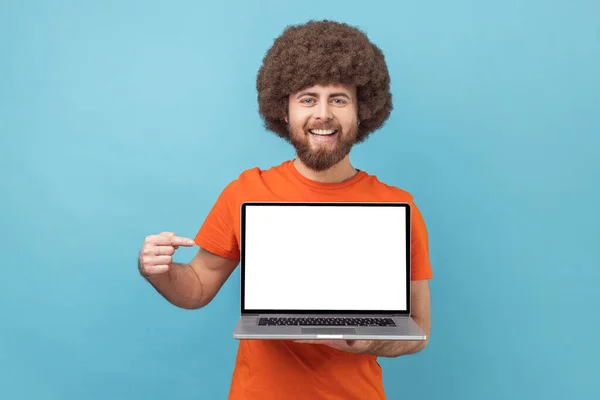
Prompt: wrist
<box><xmin>145</xmin><ymin>267</ymin><xmax>172</xmax><ymax>286</ymax></box>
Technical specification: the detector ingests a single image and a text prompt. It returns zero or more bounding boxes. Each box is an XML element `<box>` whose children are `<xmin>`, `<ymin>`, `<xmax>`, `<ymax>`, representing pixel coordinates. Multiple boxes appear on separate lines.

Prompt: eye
<box><xmin>331</xmin><ymin>98</ymin><xmax>347</xmax><ymax>105</ymax></box>
<box><xmin>301</xmin><ymin>98</ymin><xmax>314</xmax><ymax>104</ymax></box>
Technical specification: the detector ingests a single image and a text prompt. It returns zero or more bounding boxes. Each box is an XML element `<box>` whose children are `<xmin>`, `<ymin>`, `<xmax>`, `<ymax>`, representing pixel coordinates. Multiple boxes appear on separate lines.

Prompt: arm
<box><xmin>144</xmin><ymin>247</ymin><xmax>238</xmax><ymax>310</ymax></box>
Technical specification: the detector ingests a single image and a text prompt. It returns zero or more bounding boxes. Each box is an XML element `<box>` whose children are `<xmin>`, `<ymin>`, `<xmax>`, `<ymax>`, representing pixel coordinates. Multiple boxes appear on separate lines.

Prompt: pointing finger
<box><xmin>147</xmin><ymin>235</ymin><xmax>195</xmax><ymax>247</ymax></box>
<box><xmin>168</xmin><ymin>236</ymin><xmax>195</xmax><ymax>246</ymax></box>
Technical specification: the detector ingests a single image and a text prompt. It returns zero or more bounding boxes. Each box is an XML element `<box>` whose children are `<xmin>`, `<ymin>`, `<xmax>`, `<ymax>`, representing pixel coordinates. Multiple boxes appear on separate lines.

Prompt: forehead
<box><xmin>292</xmin><ymin>83</ymin><xmax>356</xmax><ymax>96</ymax></box>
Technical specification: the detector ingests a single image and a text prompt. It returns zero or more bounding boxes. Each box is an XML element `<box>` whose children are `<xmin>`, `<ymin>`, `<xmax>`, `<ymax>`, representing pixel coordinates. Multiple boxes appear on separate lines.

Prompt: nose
<box><xmin>314</xmin><ymin>101</ymin><xmax>333</xmax><ymax>121</ymax></box>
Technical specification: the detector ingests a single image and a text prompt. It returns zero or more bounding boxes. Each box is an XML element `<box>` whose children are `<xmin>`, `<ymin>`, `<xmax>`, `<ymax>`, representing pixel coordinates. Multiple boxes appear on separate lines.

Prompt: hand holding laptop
<box><xmin>138</xmin><ymin>232</ymin><xmax>195</xmax><ymax>277</ymax></box>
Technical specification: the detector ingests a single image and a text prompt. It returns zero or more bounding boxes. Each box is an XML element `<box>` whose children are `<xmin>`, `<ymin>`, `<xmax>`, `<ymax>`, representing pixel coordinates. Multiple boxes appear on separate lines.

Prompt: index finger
<box><xmin>148</xmin><ymin>235</ymin><xmax>195</xmax><ymax>247</ymax></box>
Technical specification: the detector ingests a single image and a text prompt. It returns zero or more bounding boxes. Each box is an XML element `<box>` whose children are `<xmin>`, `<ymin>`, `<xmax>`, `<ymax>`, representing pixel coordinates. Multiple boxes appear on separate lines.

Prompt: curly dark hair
<box><xmin>256</xmin><ymin>20</ymin><xmax>393</xmax><ymax>144</ymax></box>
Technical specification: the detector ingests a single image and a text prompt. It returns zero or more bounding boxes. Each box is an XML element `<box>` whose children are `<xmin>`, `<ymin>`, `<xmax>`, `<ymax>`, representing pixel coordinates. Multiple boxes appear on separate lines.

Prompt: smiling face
<box><xmin>285</xmin><ymin>83</ymin><xmax>359</xmax><ymax>171</ymax></box>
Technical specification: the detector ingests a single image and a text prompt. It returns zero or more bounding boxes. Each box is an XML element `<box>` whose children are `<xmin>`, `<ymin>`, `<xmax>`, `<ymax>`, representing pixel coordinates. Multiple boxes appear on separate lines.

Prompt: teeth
<box><xmin>309</xmin><ymin>129</ymin><xmax>336</xmax><ymax>135</ymax></box>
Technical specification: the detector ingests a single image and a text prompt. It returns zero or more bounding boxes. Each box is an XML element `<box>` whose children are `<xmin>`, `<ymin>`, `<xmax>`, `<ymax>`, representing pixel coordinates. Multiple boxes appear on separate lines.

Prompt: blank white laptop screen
<box><xmin>242</xmin><ymin>204</ymin><xmax>408</xmax><ymax>311</ymax></box>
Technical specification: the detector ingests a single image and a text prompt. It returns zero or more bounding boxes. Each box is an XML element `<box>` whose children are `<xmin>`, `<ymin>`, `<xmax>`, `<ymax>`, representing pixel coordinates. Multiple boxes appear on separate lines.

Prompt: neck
<box><xmin>293</xmin><ymin>156</ymin><xmax>358</xmax><ymax>183</ymax></box>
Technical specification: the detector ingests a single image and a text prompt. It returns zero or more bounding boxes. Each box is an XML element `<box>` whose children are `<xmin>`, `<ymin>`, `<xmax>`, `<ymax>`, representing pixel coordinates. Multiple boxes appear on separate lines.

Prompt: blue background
<box><xmin>2</xmin><ymin>0</ymin><xmax>599</xmax><ymax>399</ymax></box>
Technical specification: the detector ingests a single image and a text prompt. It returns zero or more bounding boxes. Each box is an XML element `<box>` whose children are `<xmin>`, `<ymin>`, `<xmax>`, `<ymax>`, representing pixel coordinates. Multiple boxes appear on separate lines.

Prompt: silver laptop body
<box><xmin>232</xmin><ymin>202</ymin><xmax>427</xmax><ymax>341</ymax></box>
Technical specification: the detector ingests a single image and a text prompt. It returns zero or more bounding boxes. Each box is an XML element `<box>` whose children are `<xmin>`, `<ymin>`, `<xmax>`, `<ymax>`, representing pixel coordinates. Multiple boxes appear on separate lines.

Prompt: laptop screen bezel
<box><xmin>239</xmin><ymin>202</ymin><xmax>411</xmax><ymax>316</ymax></box>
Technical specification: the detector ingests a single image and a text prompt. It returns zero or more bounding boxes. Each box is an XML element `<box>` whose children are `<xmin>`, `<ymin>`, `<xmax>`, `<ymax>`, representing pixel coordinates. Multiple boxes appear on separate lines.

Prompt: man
<box><xmin>138</xmin><ymin>20</ymin><xmax>433</xmax><ymax>399</ymax></box>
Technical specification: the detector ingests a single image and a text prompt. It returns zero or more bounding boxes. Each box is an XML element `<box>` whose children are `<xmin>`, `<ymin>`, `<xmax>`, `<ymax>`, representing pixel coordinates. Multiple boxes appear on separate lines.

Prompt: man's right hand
<box><xmin>138</xmin><ymin>232</ymin><xmax>196</xmax><ymax>277</ymax></box>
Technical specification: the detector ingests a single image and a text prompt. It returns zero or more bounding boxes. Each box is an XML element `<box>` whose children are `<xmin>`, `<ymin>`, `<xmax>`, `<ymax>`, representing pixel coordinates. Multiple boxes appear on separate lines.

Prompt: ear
<box><xmin>284</xmin><ymin>115</ymin><xmax>288</xmax><ymax>124</ymax></box>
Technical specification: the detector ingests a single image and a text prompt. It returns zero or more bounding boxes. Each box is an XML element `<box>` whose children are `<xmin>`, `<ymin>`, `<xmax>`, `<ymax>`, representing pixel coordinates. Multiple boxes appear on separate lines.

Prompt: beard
<box><xmin>287</xmin><ymin>120</ymin><xmax>358</xmax><ymax>172</ymax></box>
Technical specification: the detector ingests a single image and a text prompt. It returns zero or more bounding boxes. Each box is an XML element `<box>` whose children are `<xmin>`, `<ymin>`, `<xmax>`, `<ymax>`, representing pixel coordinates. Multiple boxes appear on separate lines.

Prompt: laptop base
<box><xmin>233</xmin><ymin>315</ymin><xmax>426</xmax><ymax>341</ymax></box>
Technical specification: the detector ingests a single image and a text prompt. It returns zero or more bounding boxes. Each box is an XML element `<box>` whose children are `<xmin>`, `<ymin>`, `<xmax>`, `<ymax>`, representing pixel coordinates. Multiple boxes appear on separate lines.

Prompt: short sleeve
<box><xmin>194</xmin><ymin>181</ymin><xmax>240</xmax><ymax>260</ymax></box>
<box><xmin>410</xmin><ymin>202</ymin><xmax>433</xmax><ymax>280</ymax></box>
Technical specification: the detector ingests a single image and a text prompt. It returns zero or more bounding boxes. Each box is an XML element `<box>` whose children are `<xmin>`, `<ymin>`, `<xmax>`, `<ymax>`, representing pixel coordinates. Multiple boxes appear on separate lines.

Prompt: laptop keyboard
<box><xmin>258</xmin><ymin>317</ymin><xmax>396</xmax><ymax>327</ymax></box>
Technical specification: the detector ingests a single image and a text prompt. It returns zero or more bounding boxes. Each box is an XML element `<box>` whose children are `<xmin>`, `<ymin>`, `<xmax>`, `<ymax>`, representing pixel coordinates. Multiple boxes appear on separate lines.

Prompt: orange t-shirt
<box><xmin>194</xmin><ymin>160</ymin><xmax>433</xmax><ymax>400</ymax></box>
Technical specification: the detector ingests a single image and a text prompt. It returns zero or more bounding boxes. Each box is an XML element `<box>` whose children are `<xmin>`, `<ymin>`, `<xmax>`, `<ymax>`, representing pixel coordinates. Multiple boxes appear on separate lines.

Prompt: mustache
<box><xmin>306</xmin><ymin>121</ymin><xmax>341</xmax><ymax>130</ymax></box>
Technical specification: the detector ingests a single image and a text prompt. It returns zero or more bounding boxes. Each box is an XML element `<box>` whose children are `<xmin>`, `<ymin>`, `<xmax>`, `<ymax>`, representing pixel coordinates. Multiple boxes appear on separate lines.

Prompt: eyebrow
<box><xmin>296</xmin><ymin>91</ymin><xmax>352</xmax><ymax>100</ymax></box>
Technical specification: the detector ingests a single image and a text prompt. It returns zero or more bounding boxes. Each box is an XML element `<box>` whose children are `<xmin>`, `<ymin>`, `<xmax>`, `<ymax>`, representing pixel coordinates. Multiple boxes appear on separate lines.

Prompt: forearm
<box><xmin>366</xmin><ymin>339</ymin><xmax>428</xmax><ymax>358</ymax></box>
<box><xmin>145</xmin><ymin>263</ymin><xmax>205</xmax><ymax>309</ymax></box>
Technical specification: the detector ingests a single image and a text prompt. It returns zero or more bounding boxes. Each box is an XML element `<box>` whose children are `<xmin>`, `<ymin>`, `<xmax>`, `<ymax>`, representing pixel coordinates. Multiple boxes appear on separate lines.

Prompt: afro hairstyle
<box><xmin>256</xmin><ymin>20</ymin><xmax>393</xmax><ymax>143</ymax></box>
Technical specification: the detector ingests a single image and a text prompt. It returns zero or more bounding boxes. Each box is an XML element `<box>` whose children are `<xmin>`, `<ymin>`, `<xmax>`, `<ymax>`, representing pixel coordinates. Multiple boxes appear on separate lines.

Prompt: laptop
<box><xmin>232</xmin><ymin>201</ymin><xmax>427</xmax><ymax>341</ymax></box>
